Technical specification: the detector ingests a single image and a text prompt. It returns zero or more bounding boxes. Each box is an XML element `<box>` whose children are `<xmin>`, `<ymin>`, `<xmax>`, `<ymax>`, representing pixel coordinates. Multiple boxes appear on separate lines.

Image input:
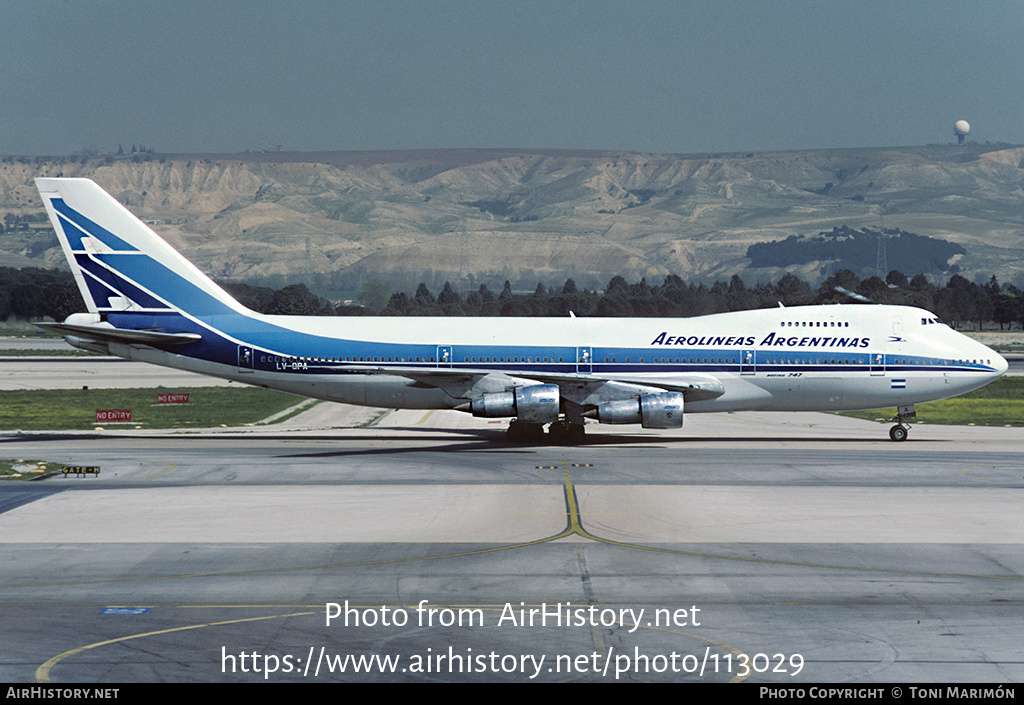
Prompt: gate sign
<box><xmin>157</xmin><ymin>393</ymin><xmax>190</xmax><ymax>404</ymax></box>
<box><xmin>64</xmin><ymin>466</ymin><xmax>100</xmax><ymax>476</ymax></box>
<box><xmin>96</xmin><ymin>409</ymin><xmax>132</xmax><ymax>422</ymax></box>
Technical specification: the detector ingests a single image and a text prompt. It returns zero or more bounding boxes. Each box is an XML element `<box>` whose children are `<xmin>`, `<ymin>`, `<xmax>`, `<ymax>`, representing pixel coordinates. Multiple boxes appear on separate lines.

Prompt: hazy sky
<box><xmin>4</xmin><ymin>0</ymin><xmax>1022</xmax><ymax>156</ymax></box>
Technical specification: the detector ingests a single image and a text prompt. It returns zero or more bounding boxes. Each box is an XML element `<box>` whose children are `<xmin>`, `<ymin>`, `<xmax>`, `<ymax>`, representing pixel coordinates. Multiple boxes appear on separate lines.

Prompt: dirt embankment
<box><xmin>2</xmin><ymin>143</ymin><xmax>1022</xmax><ymax>290</ymax></box>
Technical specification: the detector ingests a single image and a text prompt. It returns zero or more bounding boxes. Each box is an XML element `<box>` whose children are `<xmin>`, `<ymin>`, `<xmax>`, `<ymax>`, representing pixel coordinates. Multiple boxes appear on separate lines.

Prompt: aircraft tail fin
<box><xmin>35</xmin><ymin>178</ymin><xmax>247</xmax><ymax>318</ymax></box>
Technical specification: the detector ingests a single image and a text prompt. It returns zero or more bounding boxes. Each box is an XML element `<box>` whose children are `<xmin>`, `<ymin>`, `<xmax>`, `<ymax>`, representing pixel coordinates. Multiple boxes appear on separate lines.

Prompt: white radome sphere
<box><xmin>954</xmin><ymin>120</ymin><xmax>971</xmax><ymax>135</ymax></box>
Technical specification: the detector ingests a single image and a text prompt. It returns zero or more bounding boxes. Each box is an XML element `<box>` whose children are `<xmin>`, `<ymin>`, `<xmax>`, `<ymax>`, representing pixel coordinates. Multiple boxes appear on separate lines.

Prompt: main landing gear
<box><xmin>505</xmin><ymin>419</ymin><xmax>586</xmax><ymax>444</ymax></box>
<box><xmin>547</xmin><ymin>420</ymin><xmax>587</xmax><ymax>445</ymax></box>
<box><xmin>888</xmin><ymin>404</ymin><xmax>916</xmax><ymax>442</ymax></box>
<box><xmin>505</xmin><ymin>419</ymin><xmax>545</xmax><ymax>442</ymax></box>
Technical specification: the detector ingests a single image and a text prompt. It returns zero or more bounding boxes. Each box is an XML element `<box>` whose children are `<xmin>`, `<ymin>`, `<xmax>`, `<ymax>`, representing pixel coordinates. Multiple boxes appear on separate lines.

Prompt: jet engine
<box><xmin>590</xmin><ymin>391</ymin><xmax>684</xmax><ymax>429</ymax></box>
<box><xmin>468</xmin><ymin>384</ymin><xmax>560</xmax><ymax>424</ymax></box>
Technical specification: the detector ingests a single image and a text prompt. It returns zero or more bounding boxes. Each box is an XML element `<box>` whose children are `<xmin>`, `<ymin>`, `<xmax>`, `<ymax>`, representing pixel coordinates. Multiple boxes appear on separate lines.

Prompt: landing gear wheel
<box><xmin>547</xmin><ymin>421</ymin><xmax>586</xmax><ymax>445</ymax></box>
<box><xmin>506</xmin><ymin>420</ymin><xmax>544</xmax><ymax>442</ymax></box>
<box><xmin>566</xmin><ymin>422</ymin><xmax>586</xmax><ymax>445</ymax></box>
<box><xmin>888</xmin><ymin>405</ymin><xmax>915</xmax><ymax>442</ymax></box>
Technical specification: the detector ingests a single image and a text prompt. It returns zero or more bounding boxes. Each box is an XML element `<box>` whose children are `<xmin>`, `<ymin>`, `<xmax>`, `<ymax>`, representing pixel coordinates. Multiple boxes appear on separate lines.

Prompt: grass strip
<box><xmin>0</xmin><ymin>348</ymin><xmax>102</xmax><ymax>357</ymax></box>
<box><xmin>0</xmin><ymin>459</ymin><xmax>65</xmax><ymax>481</ymax></box>
<box><xmin>0</xmin><ymin>386</ymin><xmax>302</xmax><ymax>430</ymax></box>
<box><xmin>837</xmin><ymin>377</ymin><xmax>1024</xmax><ymax>427</ymax></box>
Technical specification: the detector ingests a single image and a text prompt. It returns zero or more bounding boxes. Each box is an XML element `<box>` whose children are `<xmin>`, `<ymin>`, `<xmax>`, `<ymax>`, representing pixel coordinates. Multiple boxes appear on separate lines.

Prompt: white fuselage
<box><xmin>111</xmin><ymin>303</ymin><xmax>1006</xmax><ymax>415</ymax></box>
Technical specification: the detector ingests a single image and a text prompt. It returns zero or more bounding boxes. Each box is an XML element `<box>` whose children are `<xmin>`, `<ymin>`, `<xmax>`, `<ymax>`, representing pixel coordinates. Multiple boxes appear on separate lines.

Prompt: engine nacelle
<box><xmin>469</xmin><ymin>384</ymin><xmax>560</xmax><ymax>424</ymax></box>
<box><xmin>592</xmin><ymin>392</ymin><xmax>684</xmax><ymax>429</ymax></box>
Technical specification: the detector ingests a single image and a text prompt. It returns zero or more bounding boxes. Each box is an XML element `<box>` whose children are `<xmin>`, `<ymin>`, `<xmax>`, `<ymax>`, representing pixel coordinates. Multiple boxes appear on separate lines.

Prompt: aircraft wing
<box><xmin>349</xmin><ymin>365</ymin><xmax>725</xmax><ymax>405</ymax></box>
<box><xmin>521</xmin><ymin>371</ymin><xmax>725</xmax><ymax>402</ymax></box>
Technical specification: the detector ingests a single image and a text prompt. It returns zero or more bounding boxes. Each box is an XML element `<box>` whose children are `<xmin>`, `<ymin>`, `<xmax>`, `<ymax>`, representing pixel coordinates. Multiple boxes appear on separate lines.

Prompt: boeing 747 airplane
<box><xmin>34</xmin><ymin>178</ymin><xmax>1007</xmax><ymax>443</ymax></box>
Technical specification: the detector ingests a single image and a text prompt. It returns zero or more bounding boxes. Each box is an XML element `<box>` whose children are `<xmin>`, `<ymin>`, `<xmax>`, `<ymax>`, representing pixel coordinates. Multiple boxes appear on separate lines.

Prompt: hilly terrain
<box><xmin>1</xmin><ymin>144</ymin><xmax>1022</xmax><ymax>295</ymax></box>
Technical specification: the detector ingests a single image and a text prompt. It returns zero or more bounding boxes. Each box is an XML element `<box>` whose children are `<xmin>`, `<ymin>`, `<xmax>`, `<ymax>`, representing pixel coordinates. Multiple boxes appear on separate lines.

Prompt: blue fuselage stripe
<box><xmin>109</xmin><ymin>312</ymin><xmax>997</xmax><ymax>377</ymax></box>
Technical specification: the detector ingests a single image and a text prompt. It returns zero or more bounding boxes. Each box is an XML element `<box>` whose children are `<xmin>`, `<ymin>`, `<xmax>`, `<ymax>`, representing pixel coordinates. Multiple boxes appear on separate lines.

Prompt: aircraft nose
<box><xmin>992</xmin><ymin>350</ymin><xmax>1009</xmax><ymax>377</ymax></box>
<box><xmin>978</xmin><ymin>339</ymin><xmax>1009</xmax><ymax>377</ymax></box>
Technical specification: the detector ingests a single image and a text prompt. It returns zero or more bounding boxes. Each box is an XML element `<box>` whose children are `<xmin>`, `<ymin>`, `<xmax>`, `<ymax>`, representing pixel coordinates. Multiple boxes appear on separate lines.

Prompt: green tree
<box><xmin>992</xmin><ymin>291</ymin><xmax>1020</xmax><ymax>330</ymax></box>
<box><xmin>777</xmin><ymin>272</ymin><xmax>812</xmax><ymax>305</ymax></box>
<box><xmin>268</xmin><ymin>284</ymin><xmax>334</xmax><ymax>316</ymax></box>
<box><xmin>886</xmin><ymin>270</ymin><xmax>909</xmax><ymax>288</ymax></box>
<box><xmin>414</xmin><ymin>283</ymin><xmax>435</xmax><ymax>306</ymax></box>
<box><xmin>606</xmin><ymin>275</ymin><xmax>629</xmax><ymax>296</ymax></box>
<box><xmin>438</xmin><ymin>282</ymin><xmax>464</xmax><ymax>316</ymax></box>
<box><xmin>382</xmin><ymin>292</ymin><xmax>414</xmax><ymax>315</ymax></box>
<box><xmin>42</xmin><ymin>281</ymin><xmax>83</xmax><ymax>321</ymax></box>
<box><xmin>358</xmin><ymin>278</ymin><xmax>392</xmax><ymax>313</ymax></box>
<box><xmin>857</xmin><ymin>275</ymin><xmax>889</xmax><ymax>302</ymax></box>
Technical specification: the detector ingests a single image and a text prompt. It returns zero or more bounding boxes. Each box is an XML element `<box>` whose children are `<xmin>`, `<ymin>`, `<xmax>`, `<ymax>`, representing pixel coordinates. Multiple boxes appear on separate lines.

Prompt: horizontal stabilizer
<box><xmin>35</xmin><ymin>322</ymin><xmax>201</xmax><ymax>349</ymax></box>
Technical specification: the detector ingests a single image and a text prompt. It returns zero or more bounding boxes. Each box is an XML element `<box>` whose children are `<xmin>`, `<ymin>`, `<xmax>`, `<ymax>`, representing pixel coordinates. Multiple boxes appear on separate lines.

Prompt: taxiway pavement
<box><xmin>0</xmin><ymin>407</ymin><xmax>1022</xmax><ymax>683</ymax></box>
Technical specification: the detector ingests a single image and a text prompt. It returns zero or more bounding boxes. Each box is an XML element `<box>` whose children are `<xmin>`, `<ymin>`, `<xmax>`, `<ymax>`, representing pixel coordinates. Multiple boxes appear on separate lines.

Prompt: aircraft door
<box><xmin>237</xmin><ymin>345</ymin><xmax>254</xmax><ymax>373</ymax></box>
<box><xmin>437</xmin><ymin>345</ymin><xmax>453</xmax><ymax>368</ymax></box>
<box><xmin>576</xmin><ymin>346</ymin><xmax>592</xmax><ymax>373</ymax></box>
<box><xmin>870</xmin><ymin>353</ymin><xmax>885</xmax><ymax>376</ymax></box>
<box><xmin>740</xmin><ymin>349</ymin><xmax>755</xmax><ymax>375</ymax></box>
